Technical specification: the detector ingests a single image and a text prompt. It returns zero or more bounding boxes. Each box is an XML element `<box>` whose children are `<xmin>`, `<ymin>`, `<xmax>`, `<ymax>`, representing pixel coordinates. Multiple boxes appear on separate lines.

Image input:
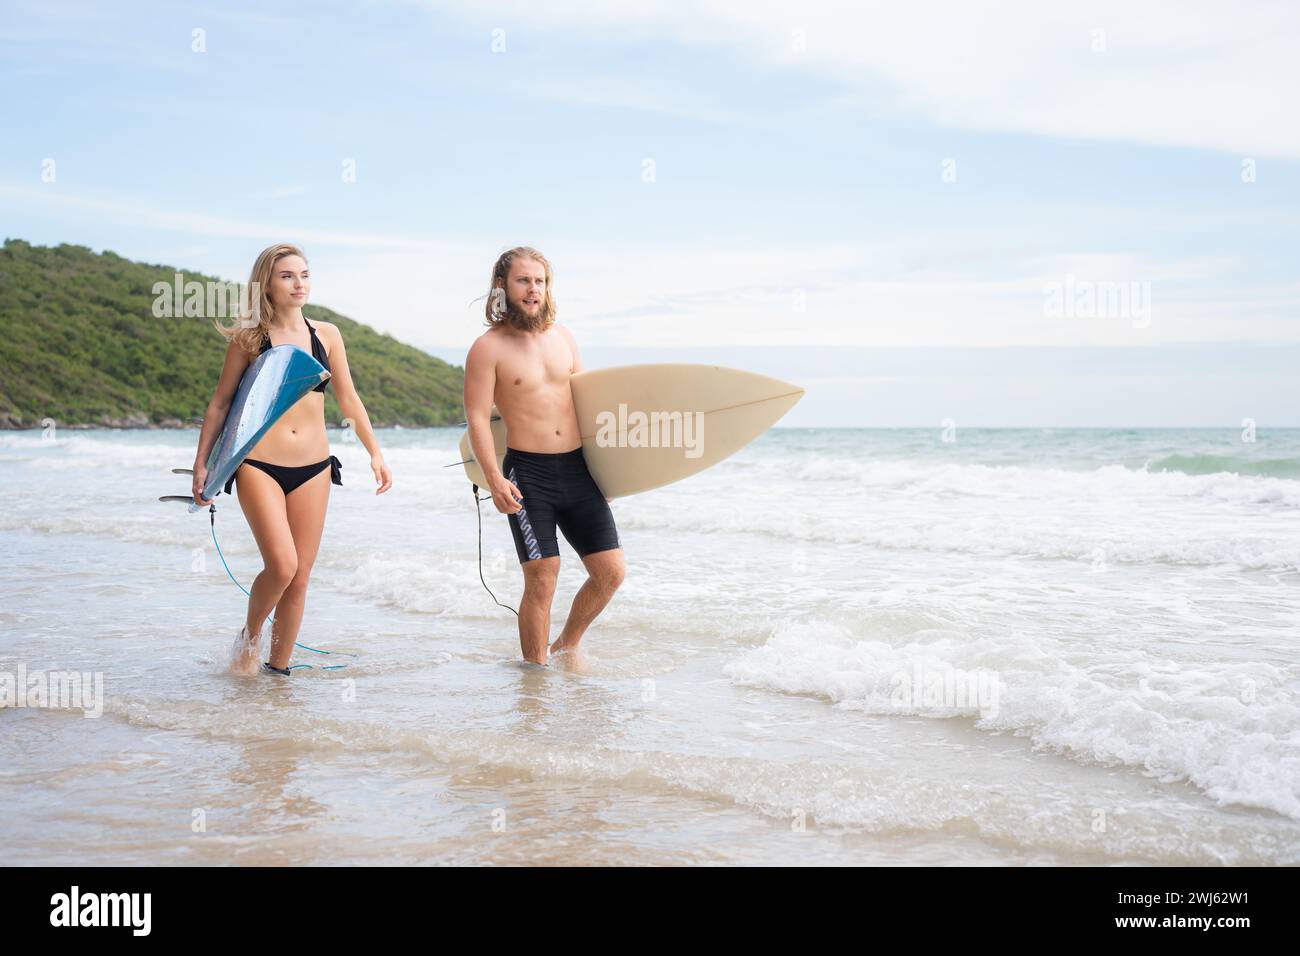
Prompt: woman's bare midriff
<box><xmin>246</xmin><ymin>392</ymin><xmax>330</xmax><ymax>464</ymax></box>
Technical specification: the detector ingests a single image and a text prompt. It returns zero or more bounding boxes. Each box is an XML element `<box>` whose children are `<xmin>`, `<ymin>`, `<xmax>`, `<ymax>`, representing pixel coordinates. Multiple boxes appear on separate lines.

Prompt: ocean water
<box><xmin>1</xmin><ymin>426</ymin><xmax>1297</xmax><ymax>865</ymax></box>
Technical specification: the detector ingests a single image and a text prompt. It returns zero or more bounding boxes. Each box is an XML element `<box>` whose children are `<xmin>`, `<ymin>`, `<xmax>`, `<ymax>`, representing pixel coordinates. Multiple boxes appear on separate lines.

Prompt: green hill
<box><xmin>0</xmin><ymin>239</ymin><xmax>464</xmax><ymax>428</ymax></box>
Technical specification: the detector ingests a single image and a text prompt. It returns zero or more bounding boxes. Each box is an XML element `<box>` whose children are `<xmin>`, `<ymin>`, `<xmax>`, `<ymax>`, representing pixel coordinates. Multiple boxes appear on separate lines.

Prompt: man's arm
<box><xmin>463</xmin><ymin>335</ymin><xmax>521</xmax><ymax>513</ymax></box>
<box><xmin>559</xmin><ymin>324</ymin><xmax>584</xmax><ymax>374</ymax></box>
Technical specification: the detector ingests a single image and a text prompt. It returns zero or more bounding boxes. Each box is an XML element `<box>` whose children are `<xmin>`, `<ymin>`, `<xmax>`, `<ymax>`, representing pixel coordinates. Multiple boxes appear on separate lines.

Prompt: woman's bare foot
<box><xmin>228</xmin><ymin>625</ymin><xmax>262</xmax><ymax>676</ymax></box>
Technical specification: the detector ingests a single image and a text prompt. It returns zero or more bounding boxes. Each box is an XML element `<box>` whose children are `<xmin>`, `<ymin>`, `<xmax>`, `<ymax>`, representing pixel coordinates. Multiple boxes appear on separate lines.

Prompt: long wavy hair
<box><xmin>482</xmin><ymin>246</ymin><xmax>556</xmax><ymax>332</ymax></box>
<box><xmin>214</xmin><ymin>243</ymin><xmax>306</xmax><ymax>354</ymax></box>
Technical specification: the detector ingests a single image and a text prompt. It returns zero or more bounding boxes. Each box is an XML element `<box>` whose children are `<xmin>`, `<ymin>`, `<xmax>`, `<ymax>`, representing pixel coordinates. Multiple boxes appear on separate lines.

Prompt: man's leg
<box><xmin>551</xmin><ymin>548</ymin><xmax>624</xmax><ymax>654</ymax></box>
<box><xmin>519</xmin><ymin>556</ymin><xmax>560</xmax><ymax>664</ymax></box>
<box><xmin>503</xmin><ymin>452</ymin><xmax>562</xmax><ymax>664</ymax></box>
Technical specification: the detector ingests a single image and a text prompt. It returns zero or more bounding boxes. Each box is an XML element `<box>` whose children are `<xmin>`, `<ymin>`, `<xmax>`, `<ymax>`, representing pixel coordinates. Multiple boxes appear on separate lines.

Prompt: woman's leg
<box><xmin>266</xmin><ymin>464</ymin><xmax>332</xmax><ymax>670</ymax></box>
<box><xmin>232</xmin><ymin>464</ymin><xmax>297</xmax><ymax>672</ymax></box>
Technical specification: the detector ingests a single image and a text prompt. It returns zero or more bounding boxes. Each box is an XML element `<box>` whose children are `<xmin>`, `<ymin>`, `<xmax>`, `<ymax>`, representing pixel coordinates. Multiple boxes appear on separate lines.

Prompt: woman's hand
<box><xmin>192</xmin><ymin>465</ymin><xmax>213</xmax><ymax>506</ymax></box>
<box><xmin>371</xmin><ymin>455</ymin><xmax>393</xmax><ymax>494</ymax></box>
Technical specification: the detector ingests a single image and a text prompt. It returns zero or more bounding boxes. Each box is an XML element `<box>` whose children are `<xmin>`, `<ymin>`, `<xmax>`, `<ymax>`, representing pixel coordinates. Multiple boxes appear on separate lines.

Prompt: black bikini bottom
<box><xmin>225</xmin><ymin>455</ymin><xmax>342</xmax><ymax>497</ymax></box>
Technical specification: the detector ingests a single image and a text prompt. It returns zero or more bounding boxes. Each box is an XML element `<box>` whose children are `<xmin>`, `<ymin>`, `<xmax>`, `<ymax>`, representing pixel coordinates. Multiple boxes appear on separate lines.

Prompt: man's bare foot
<box><xmin>228</xmin><ymin>625</ymin><xmax>262</xmax><ymax>677</ymax></box>
<box><xmin>547</xmin><ymin>641</ymin><xmax>591</xmax><ymax>673</ymax></box>
<box><xmin>548</xmin><ymin>637</ymin><xmax>579</xmax><ymax>656</ymax></box>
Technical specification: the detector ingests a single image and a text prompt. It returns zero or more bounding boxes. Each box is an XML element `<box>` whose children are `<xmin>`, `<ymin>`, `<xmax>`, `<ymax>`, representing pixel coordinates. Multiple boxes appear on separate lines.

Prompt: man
<box><xmin>463</xmin><ymin>246</ymin><xmax>625</xmax><ymax>666</ymax></box>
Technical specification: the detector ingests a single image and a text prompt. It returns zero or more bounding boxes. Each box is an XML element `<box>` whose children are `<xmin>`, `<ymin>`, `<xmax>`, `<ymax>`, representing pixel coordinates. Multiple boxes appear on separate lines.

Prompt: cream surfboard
<box><xmin>458</xmin><ymin>363</ymin><xmax>804</xmax><ymax>498</ymax></box>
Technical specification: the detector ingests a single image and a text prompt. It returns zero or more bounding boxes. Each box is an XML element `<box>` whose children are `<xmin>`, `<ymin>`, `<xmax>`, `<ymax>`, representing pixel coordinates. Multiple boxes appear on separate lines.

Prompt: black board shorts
<box><xmin>502</xmin><ymin>446</ymin><xmax>621</xmax><ymax>563</ymax></box>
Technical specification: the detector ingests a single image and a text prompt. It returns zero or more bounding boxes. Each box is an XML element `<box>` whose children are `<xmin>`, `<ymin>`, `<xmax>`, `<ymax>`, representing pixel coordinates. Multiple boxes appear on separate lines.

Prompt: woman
<box><xmin>191</xmin><ymin>243</ymin><xmax>393</xmax><ymax>676</ymax></box>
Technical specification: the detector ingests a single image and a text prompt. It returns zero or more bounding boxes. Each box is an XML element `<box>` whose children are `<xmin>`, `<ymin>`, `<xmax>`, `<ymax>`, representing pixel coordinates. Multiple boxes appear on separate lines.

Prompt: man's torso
<box><xmin>488</xmin><ymin>326</ymin><xmax>583</xmax><ymax>453</ymax></box>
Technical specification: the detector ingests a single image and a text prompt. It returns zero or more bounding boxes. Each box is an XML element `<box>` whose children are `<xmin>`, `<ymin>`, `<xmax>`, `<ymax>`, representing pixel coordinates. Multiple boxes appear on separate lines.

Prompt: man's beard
<box><xmin>502</xmin><ymin>298</ymin><xmax>549</xmax><ymax>332</ymax></box>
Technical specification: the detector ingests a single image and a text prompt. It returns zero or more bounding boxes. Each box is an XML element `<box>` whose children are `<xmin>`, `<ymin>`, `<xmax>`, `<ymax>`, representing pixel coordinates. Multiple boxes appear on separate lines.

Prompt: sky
<box><xmin>1</xmin><ymin>0</ymin><xmax>1297</xmax><ymax>426</ymax></box>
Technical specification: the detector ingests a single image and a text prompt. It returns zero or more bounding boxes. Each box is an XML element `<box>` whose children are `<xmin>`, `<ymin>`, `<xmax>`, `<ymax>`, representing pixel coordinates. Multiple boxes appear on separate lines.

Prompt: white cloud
<box><xmin>0</xmin><ymin>182</ymin><xmax>461</xmax><ymax>253</ymax></box>
<box><xmin>332</xmin><ymin>237</ymin><xmax>1294</xmax><ymax>351</ymax></box>
<box><xmin>7</xmin><ymin>178</ymin><xmax>1292</xmax><ymax>350</ymax></box>
<box><xmin>420</xmin><ymin>0</ymin><xmax>1300</xmax><ymax>158</ymax></box>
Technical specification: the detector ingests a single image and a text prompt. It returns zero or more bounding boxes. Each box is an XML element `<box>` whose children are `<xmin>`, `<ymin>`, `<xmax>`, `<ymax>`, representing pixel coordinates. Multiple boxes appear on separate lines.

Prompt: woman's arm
<box><xmin>319</xmin><ymin>322</ymin><xmax>392</xmax><ymax>494</ymax></box>
<box><xmin>192</xmin><ymin>339</ymin><xmax>252</xmax><ymax>504</ymax></box>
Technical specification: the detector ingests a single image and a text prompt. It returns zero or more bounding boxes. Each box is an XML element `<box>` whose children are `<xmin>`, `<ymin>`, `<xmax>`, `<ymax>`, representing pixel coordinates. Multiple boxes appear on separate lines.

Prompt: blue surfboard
<box><xmin>194</xmin><ymin>344</ymin><xmax>329</xmax><ymax>509</ymax></box>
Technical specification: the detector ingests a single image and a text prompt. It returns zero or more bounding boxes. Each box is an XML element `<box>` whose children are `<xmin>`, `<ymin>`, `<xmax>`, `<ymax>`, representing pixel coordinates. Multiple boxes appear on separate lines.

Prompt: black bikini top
<box><xmin>260</xmin><ymin>317</ymin><xmax>331</xmax><ymax>393</ymax></box>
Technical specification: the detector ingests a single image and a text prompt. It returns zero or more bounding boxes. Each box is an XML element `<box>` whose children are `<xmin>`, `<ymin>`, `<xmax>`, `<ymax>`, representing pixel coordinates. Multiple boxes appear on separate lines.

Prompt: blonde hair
<box><xmin>483</xmin><ymin>246</ymin><xmax>556</xmax><ymax>331</ymax></box>
<box><xmin>214</xmin><ymin>243</ymin><xmax>307</xmax><ymax>354</ymax></box>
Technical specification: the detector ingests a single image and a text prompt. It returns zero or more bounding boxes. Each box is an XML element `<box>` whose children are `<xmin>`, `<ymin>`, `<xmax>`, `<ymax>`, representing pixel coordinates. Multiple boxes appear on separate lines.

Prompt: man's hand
<box><xmin>490</xmin><ymin>475</ymin><xmax>523</xmax><ymax>514</ymax></box>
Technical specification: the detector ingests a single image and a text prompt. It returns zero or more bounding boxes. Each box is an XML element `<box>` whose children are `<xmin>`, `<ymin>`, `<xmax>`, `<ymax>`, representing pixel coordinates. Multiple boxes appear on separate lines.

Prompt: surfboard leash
<box><xmin>473</xmin><ymin>484</ymin><xmax>520</xmax><ymax>617</ymax></box>
<box><xmin>207</xmin><ymin>504</ymin><xmax>355</xmax><ymax>670</ymax></box>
